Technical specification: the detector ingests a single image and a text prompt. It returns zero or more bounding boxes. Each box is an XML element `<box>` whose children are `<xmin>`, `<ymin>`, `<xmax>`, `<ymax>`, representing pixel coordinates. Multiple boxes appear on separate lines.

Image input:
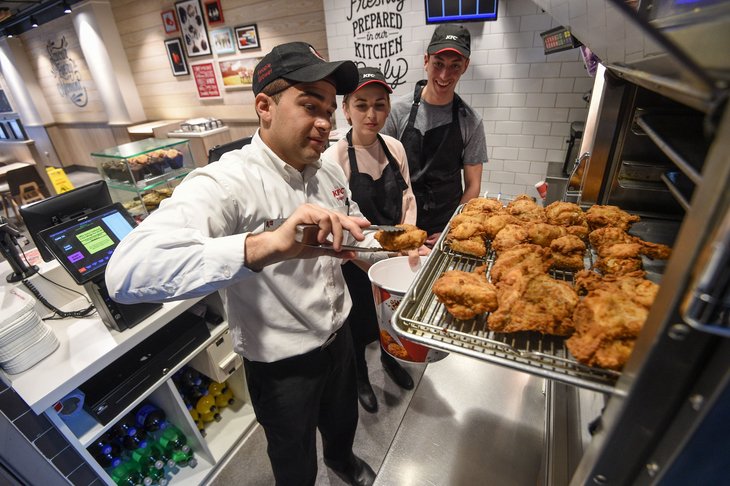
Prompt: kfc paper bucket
<box><xmin>368</xmin><ymin>256</ymin><xmax>448</xmax><ymax>363</ymax></box>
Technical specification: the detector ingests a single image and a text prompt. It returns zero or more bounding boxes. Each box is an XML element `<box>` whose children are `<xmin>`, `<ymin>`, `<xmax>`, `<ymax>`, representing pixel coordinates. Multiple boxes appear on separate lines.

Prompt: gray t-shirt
<box><xmin>382</xmin><ymin>91</ymin><xmax>488</xmax><ymax>166</ymax></box>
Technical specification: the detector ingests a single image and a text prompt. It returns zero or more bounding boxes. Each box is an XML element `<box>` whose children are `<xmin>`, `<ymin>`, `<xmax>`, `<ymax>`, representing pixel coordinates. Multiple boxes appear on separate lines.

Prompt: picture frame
<box><xmin>161</xmin><ymin>9</ymin><xmax>179</xmax><ymax>34</ymax></box>
<box><xmin>218</xmin><ymin>57</ymin><xmax>261</xmax><ymax>89</ymax></box>
<box><xmin>191</xmin><ymin>60</ymin><xmax>223</xmax><ymax>99</ymax></box>
<box><xmin>164</xmin><ymin>38</ymin><xmax>190</xmax><ymax>76</ymax></box>
<box><xmin>234</xmin><ymin>24</ymin><xmax>260</xmax><ymax>51</ymax></box>
<box><xmin>175</xmin><ymin>0</ymin><xmax>212</xmax><ymax>57</ymax></box>
<box><xmin>203</xmin><ymin>0</ymin><xmax>224</xmax><ymax>25</ymax></box>
<box><xmin>210</xmin><ymin>27</ymin><xmax>235</xmax><ymax>55</ymax></box>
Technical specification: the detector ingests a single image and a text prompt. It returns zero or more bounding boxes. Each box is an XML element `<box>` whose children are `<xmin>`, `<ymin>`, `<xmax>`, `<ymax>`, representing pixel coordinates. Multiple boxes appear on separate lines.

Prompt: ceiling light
<box><xmin>30</xmin><ymin>16</ymin><xmax>38</xmax><ymax>28</ymax></box>
<box><xmin>63</xmin><ymin>1</ymin><xmax>72</xmax><ymax>14</ymax></box>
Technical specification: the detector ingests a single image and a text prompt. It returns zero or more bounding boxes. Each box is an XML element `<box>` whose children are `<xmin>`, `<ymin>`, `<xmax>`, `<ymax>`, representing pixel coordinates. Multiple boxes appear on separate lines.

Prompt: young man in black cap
<box><xmin>106</xmin><ymin>42</ymin><xmax>378</xmax><ymax>486</ymax></box>
<box><xmin>382</xmin><ymin>24</ymin><xmax>488</xmax><ymax>246</ymax></box>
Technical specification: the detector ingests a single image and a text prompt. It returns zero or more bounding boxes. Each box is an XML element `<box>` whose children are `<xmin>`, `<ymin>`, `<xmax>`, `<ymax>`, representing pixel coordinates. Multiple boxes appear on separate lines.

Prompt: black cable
<box><xmin>16</xmin><ymin>232</ymin><xmax>96</xmax><ymax>318</ymax></box>
<box><xmin>22</xmin><ymin>278</ymin><xmax>96</xmax><ymax>319</ymax></box>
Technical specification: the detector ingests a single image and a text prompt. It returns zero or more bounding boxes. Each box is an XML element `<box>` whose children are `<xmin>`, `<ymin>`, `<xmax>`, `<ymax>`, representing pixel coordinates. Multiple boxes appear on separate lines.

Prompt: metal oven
<box><xmin>392</xmin><ymin>0</ymin><xmax>730</xmax><ymax>483</ymax></box>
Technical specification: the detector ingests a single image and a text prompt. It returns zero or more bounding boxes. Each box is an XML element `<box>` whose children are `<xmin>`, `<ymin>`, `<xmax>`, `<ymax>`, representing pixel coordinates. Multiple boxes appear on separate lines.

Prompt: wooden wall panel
<box><xmin>47</xmin><ymin>124</ymin><xmax>120</xmax><ymax>169</ymax></box>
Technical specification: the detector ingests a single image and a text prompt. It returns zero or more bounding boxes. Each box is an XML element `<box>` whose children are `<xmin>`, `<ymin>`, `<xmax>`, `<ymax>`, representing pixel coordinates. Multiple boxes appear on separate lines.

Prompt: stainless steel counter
<box><xmin>374</xmin><ymin>354</ymin><xmax>547</xmax><ymax>485</ymax></box>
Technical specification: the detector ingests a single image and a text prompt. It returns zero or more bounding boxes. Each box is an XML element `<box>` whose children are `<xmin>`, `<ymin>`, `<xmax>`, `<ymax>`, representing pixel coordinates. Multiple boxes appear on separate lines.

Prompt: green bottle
<box><xmin>131</xmin><ymin>445</ymin><xmax>164</xmax><ymax>472</ymax></box>
<box><xmin>156</xmin><ymin>425</ymin><xmax>198</xmax><ymax>468</ymax></box>
<box><xmin>108</xmin><ymin>461</ymin><xmax>151</xmax><ymax>486</ymax></box>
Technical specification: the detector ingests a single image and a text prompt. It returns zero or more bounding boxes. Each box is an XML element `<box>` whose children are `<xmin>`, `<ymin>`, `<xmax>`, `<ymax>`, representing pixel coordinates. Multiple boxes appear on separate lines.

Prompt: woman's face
<box><xmin>343</xmin><ymin>84</ymin><xmax>390</xmax><ymax>139</ymax></box>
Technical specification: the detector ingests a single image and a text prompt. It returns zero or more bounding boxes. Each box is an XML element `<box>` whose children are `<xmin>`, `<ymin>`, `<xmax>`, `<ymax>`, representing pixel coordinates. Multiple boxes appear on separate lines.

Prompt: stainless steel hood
<box><xmin>531</xmin><ymin>0</ymin><xmax>730</xmax><ymax>113</ymax></box>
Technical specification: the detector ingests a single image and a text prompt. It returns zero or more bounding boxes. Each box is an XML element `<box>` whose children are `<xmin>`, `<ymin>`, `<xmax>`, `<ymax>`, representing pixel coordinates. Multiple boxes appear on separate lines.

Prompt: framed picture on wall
<box><xmin>234</xmin><ymin>24</ymin><xmax>260</xmax><ymax>51</ymax></box>
<box><xmin>191</xmin><ymin>61</ymin><xmax>223</xmax><ymax>99</ymax></box>
<box><xmin>210</xmin><ymin>27</ymin><xmax>235</xmax><ymax>55</ymax></box>
<box><xmin>203</xmin><ymin>0</ymin><xmax>224</xmax><ymax>25</ymax></box>
<box><xmin>175</xmin><ymin>0</ymin><xmax>212</xmax><ymax>57</ymax></box>
<box><xmin>218</xmin><ymin>57</ymin><xmax>261</xmax><ymax>89</ymax></box>
<box><xmin>165</xmin><ymin>38</ymin><xmax>190</xmax><ymax>76</ymax></box>
<box><xmin>161</xmin><ymin>9</ymin><xmax>179</xmax><ymax>33</ymax></box>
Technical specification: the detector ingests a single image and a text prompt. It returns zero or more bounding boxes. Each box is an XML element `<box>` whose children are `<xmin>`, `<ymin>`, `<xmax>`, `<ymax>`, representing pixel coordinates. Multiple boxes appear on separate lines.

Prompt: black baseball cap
<box><xmin>253</xmin><ymin>42</ymin><xmax>358</xmax><ymax>95</ymax></box>
<box><xmin>354</xmin><ymin>67</ymin><xmax>392</xmax><ymax>93</ymax></box>
<box><xmin>427</xmin><ymin>24</ymin><xmax>471</xmax><ymax>58</ymax></box>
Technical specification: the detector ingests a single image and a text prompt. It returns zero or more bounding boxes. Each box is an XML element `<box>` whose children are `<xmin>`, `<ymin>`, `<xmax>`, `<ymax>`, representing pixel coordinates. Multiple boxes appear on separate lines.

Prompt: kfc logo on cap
<box><xmin>445</xmin><ymin>35</ymin><xmax>459</xmax><ymax>40</ymax></box>
<box><xmin>363</xmin><ymin>73</ymin><xmax>375</xmax><ymax>78</ymax></box>
<box><xmin>309</xmin><ymin>46</ymin><xmax>326</xmax><ymax>61</ymax></box>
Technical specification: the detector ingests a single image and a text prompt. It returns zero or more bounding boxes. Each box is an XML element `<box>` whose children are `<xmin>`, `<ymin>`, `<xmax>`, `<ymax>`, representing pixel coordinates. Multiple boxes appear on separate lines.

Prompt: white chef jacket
<box><xmin>105</xmin><ymin>131</ymin><xmax>381</xmax><ymax>362</ymax></box>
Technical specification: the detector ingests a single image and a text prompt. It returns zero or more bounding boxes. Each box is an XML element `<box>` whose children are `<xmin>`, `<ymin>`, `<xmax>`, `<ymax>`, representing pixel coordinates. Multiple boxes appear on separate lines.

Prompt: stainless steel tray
<box><xmin>392</xmin><ymin>210</ymin><xmax>623</xmax><ymax>395</ymax></box>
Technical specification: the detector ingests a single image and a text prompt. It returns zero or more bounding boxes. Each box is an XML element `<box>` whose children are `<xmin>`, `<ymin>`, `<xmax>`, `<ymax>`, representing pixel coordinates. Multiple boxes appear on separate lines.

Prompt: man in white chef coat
<box><xmin>106</xmin><ymin>42</ymin><xmax>378</xmax><ymax>486</ymax></box>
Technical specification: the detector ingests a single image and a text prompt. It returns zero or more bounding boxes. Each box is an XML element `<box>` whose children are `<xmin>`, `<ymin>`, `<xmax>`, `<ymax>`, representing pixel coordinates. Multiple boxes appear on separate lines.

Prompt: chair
<box><xmin>6</xmin><ymin>164</ymin><xmax>50</xmax><ymax>207</ymax></box>
<box><xmin>207</xmin><ymin>136</ymin><xmax>253</xmax><ymax>164</ymax></box>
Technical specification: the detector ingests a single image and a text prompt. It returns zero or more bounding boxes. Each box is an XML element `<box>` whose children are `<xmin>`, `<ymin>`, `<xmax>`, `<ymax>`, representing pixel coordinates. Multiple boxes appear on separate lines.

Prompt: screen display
<box><xmin>425</xmin><ymin>0</ymin><xmax>498</xmax><ymax>23</ymax></box>
<box><xmin>39</xmin><ymin>203</ymin><xmax>136</xmax><ymax>284</ymax></box>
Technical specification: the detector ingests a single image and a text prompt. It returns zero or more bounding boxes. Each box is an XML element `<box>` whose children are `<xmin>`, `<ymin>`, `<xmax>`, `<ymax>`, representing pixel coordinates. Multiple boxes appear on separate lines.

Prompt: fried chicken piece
<box><xmin>545</xmin><ymin>201</ymin><xmax>587</xmax><ymax>227</ymax></box>
<box><xmin>597</xmin><ymin>242</ymin><xmax>643</xmax><ymax>259</ymax></box>
<box><xmin>586</xmin><ymin>205</ymin><xmax>641</xmax><ymax>231</ymax></box>
<box><xmin>487</xmin><ymin>271</ymin><xmax>579</xmax><ymax>336</ymax></box>
<box><xmin>432</xmin><ymin>270</ymin><xmax>498</xmax><ymax>320</ymax></box>
<box><xmin>566</xmin><ymin>224</ymin><xmax>590</xmax><ymax>240</ymax></box>
<box><xmin>446</xmin><ymin>214</ymin><xmax>488</xmax><ymax>256</ymax></box>
<box><xmin>589</xmin><ymin>227</ymin><xmax>672</xmax><ymax>260</ymax></box>
<box><xmin>573</xmin><ymin>270</ymin><xmax>657</xmax><ymax>309</ymax></box>
<box><xmin>589</xmin><ymin>227</ymin><xmax>636</xmax><ymax>251</ymax></box>
<box><xmin>641</xmin><ymin>240</ymin><xmax>673</xmax><ymax>260</ymax></box>
<box><xmin>594</xmin><ymin>256</ymin><xmax>644</xmax><ymax>276</ymax></box>
<box><xmin>507</xmin><ymin>195</ymin><xmax>546</xmax><ymax>223</ymax></box>
<box><xmin>492</xmin><ymin>224</ymin><xmax>529</xmax><ymax>253</ymax></box>
<box><xmin>462</xmin><ymin>197</ymin><xmax>504</xmax><ymax>214</ymax></box>
<box><xmin>526</xmin><ymin>222</ymin><xmax>567</xmax><ymax>248</ymax></box>
<box><xmin>550</xmin><ymin>234</ymin><xmax>587</xmax><ymax>271</ymax></box>
<box><xmin>484</xmin><ymin>214</ymin><xmax>520</xmax><ymax>240</ymax></box>
<box><xmin>375</xmin><ymin>224</ymin><xmax>427</xmax><ymax>251</ymax></box>
<box><xmin>448</xmin><ymin>237</ymin><xmax>487</xmax><ymax>257</ymax></box>
<box><xmin>450</xmin><ymin>211</ymin><xmax>491</xmax><ymax>231</ymax></box>
<box><xmin>448</xmin><ymin>220</ymin><xmax>485</xmax><ymax>240</ymax></box>
<box><xmin>490</xmin><ymin>243</ymin><xmax>553</xmax><ymax>283</ymax></box>
<box><xmin>566</xmin><ymin>289</ymin><xmax>649</xmax><ymax>370</ymax></box>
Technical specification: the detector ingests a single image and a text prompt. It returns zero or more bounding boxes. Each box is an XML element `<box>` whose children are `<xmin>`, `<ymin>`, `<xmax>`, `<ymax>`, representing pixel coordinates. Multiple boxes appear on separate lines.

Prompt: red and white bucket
<box><xmin>368</xmin><ymin>256</ymin><xmax>448</xmax><ymax>363</ymax></box>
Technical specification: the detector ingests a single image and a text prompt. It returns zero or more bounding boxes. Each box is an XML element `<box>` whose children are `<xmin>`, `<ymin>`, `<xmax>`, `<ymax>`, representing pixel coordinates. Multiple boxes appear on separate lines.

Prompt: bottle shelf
<box><xmin>63</xmin><ymin>320</ymin><xmax>228</xmax><ymax>447</ymax></box>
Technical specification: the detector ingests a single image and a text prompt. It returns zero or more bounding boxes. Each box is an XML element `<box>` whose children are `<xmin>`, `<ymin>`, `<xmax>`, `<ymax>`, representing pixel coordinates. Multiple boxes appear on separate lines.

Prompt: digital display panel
<box><xmin>425</xmin><ymin>0</ymin><xmax>498</xmax><ymax>24</ymax></box>
<box><xmin>39</xmin><ymin>203</ymin><xmax>136</xmax><ymax>284</ymax></box>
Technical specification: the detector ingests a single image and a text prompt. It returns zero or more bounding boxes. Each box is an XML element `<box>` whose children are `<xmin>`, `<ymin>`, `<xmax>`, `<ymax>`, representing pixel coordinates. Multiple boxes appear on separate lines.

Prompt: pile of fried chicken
<box><xmin>431</xmin><ymin>197</ymin><xmax>672</xmax><ymax>370</ymax></box>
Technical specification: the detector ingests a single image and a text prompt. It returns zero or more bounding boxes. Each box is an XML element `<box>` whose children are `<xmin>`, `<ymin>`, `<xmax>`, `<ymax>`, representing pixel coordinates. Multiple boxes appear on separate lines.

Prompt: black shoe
<box><xmin>325</xmin><ymin>454</ymin><xmax>376</xmax><ymax>486</ymax></box>
<box><xmin>381</xmin><ymin>354</ymin><xmax>414</xmax><ymax>390</ymax></box>
<box><xmin>357</xmin><ymin>376</ymin><xmax>378</xmax><ymax>413</ymax></box>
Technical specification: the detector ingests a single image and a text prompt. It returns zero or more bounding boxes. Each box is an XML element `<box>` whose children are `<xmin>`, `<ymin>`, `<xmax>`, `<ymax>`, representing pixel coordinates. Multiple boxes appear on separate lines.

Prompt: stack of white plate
<box><xmin>0</xmin><ymin>287</ymin><xmax>59</xmax><ymax>374</ymax></box>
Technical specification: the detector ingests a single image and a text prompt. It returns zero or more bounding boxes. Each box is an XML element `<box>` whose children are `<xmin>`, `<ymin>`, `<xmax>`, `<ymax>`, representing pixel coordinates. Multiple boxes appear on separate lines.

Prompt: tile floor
<box><xmin>209</xmin><ymin>342</ymin><xmax>426</xmax><ymax>486</ymax></box>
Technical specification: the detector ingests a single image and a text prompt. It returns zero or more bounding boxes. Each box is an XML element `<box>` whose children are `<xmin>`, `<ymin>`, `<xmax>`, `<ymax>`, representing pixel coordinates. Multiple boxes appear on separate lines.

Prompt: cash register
<box><xmin>37</xmin><ymin>203</ymin><xmax>161</xmax><ymax>331</ymax></box>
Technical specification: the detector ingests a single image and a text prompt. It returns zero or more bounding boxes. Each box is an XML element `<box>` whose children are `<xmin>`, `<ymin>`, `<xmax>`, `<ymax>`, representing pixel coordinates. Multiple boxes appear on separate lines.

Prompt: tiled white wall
<box><xmin>323</xmin><ymin>0</ymin><xmax>593</xmax><ymax>199</ymax></box>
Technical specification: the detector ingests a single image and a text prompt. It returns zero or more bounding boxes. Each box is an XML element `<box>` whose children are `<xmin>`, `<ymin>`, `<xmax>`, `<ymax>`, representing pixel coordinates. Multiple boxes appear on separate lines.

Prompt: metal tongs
<box><xmin>295</xmin><ymin>224</ymin><xmax>401</xmax><ymax>252</ymax></box>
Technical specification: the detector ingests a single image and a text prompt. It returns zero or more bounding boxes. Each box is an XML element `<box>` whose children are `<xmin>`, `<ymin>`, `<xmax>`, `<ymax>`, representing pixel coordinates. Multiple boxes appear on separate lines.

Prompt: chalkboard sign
<box><xmin>0</xmin><ymin>90</ymin><xmax>13</xmax><ymax>113</ymax></box>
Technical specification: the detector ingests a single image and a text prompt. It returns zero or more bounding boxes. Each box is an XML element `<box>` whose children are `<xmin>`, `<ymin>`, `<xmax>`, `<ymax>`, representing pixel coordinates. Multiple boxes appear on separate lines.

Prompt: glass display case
<box><xmin>91</xmin><ymin>138</ymin><xmax>194</xmax><ymax>219</ymax></box>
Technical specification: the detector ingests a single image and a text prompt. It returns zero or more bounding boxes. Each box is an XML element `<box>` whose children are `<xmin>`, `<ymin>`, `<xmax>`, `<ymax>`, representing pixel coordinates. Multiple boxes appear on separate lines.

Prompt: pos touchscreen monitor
<box><xmin>38</xmin><ymin>203</ymin><xmax>136</xmax><ymax>285</ymax></box>
<box><xmin>20</xmin><ymin>180</ymin><xmax>113</xmax><ymax>262</ymax></box>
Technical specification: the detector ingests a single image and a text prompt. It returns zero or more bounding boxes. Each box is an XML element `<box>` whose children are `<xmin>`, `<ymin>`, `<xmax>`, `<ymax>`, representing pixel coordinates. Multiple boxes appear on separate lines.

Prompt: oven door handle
<box><xmin>682</xmin><ymin>210</ymin><xmax>730</xmax><ymax>338</ymax></box>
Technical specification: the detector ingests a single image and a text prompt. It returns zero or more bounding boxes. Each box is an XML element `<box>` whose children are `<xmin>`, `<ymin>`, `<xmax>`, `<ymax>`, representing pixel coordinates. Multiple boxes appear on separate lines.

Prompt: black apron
<box><xmin>343</xmin><ymin>130</ymin><xmax>409</xmax><ymax>348</ymax></box>
<box><xmin>400</xmin><ymin>79</ymin><xmax>465</xmax><ymax>235</ymax></box>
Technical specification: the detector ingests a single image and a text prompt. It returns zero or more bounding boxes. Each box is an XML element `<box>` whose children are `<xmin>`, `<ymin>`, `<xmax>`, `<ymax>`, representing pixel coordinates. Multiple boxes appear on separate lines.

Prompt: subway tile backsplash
<box><xmin>325</xmin><ymin>0</ymin><xmax>595</xmax><ymax>199</ymax></box>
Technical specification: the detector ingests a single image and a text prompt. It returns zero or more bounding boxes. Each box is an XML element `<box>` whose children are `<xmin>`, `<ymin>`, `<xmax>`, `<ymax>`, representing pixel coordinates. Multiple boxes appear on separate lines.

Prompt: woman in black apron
<box><xmin>323</xmin><ymin>67</ymin><xmax>423</xmax><ymax>413</ymax></box>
